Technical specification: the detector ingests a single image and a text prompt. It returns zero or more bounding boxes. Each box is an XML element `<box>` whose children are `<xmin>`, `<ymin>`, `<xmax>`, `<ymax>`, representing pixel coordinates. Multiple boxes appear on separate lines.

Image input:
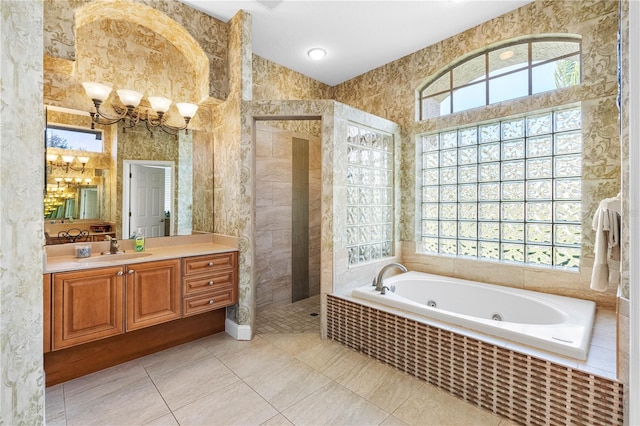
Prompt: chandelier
<box><xmin>82</xmin><ymin>82</ymin><xmax>199</xmax><ymax>135</ymax></box>
<box><xmin>46</xmin><ymin>154</ymin><xmax>90</xmax><ymax>174</ymax></box>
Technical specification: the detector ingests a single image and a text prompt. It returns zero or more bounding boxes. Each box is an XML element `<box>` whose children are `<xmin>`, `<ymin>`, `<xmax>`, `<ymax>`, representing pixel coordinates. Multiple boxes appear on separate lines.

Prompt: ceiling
<box><xmin>180</xmin><ymin>0</ymin><xmax>533</xmax><ymax>87</ymax></box>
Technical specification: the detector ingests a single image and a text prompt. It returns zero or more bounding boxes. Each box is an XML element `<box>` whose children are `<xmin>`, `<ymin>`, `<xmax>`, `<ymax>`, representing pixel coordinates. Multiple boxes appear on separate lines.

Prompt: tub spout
<box><xmin>374</xmin><ymin>263</ymin><xmax>408</xmax><ymax>292</ymax></box>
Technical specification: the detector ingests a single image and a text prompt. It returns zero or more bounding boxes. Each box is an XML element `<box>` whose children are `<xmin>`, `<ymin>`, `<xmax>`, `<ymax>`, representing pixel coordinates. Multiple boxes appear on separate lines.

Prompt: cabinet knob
<box><xmin>117</xmin><ymin>271</ymin><xmax>123</xmax><ymax>276</ymax></box>
<box><xmin>128</xmin><ymin>270</ymin><xmax>135</xmax><ymax>275</ymax></box>
<box><xmin>208</xmin><ymin>281</ymin><xmax>214</xmax><ymax>286</ymax></box>
<box><xmin>208</xmin><ymin>262</ymin><xmax>214</xmax><ymax>267</ymax></box>
<box><xmin>208</xmin><ymin>299</ymin><xmax>214</xmax><ymax>305</ymax></box>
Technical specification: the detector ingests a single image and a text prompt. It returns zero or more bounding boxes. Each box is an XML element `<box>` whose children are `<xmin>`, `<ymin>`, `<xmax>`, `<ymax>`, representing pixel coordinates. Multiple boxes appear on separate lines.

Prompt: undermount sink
<box><xmin>78</xmin><ymin>252</ymin><xmax>153</xmax><ymax>263</ymax></box>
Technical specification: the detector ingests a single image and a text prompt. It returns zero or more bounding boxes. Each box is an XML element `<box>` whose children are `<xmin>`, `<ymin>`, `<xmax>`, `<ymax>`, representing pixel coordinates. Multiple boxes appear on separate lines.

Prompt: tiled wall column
<box><xmin>0</xmin><ymin>1</ymin><xmax>45</xmax><ymax>423</ymax></box>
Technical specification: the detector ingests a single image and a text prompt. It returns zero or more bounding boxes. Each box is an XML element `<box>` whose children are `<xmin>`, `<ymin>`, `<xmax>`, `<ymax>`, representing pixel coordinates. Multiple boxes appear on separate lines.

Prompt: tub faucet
<box><xmin>373</xmin><ymin>263</ymin><xmax>408</xmax><ymax>292</ymax></box>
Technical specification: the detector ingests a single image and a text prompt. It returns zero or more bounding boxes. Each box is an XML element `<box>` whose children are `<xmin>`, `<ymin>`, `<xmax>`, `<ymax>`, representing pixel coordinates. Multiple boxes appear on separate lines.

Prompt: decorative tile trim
<box><xmin>327</xmin><ymin>295</ymin><xmax>624</xmax><ymax>426</ymax></box>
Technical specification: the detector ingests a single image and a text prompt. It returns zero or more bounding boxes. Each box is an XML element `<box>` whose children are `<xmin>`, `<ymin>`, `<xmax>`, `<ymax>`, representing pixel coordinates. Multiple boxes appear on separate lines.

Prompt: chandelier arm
<box><xmin>90</xmin><ymin>99</ymin><xmax>128</xmax><ymax>123</ymax></box>
<box><xmin>158</xmin><ymin>124</ymin><xmax>182</xmax><ymax>136</ymax></box>
<box><xmin>90</xmin><ymin>112</ymin><xmax>122</xmax><ymax>126</ymax></box>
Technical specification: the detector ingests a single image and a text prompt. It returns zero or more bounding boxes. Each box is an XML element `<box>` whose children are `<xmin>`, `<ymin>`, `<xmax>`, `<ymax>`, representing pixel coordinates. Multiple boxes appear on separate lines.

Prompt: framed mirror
<box><xmin>44</xmin><ymin>106</ymin><xmax>193</xmax><ymax>242</ymax></box>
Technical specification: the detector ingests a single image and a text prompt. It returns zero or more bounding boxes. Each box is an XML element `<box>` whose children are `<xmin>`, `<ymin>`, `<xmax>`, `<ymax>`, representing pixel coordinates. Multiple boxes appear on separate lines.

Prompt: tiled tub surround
<box><xmin>352</xmin><ymin>271</ymin><xmax>596</xmax><ymax>360</ymax></box>
<box><xmin>327</xmin><ymin>295</ymin><xmax>623</xmax><ymax>426</ymax></box>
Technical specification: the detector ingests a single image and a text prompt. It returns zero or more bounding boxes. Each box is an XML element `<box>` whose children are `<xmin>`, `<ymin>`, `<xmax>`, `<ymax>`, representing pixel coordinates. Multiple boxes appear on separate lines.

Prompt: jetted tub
<box><xmin>351</xmin><ymin>271</ymin><xmax>596</xmax><ymax>360</ymax></box>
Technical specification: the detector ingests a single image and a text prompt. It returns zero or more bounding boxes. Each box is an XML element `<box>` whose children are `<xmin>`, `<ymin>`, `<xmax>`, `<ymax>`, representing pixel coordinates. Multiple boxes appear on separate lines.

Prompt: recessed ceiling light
<box><xmin>499</xmin><ymin>50</ymin><xmax>515</xmax><ymax>60</ymax></box>
<box><xmin>307</xmin><ymin>48</ymin><xmax>327</xmax><ymax>60</ymax></box>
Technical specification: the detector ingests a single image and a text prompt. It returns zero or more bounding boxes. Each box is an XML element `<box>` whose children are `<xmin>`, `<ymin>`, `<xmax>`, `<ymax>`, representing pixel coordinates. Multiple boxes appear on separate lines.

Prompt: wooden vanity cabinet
<box><xmin>52</xmin><ymin>266</ymin><xmax>125</xmax><ymax>350</ymax></box>
<box><xmin>182</xmin><ymin>252</ymin><xmax>238</xmax><ymax>317</ymax></box>
<box><xmin>125</xmin><ymin>259</ymin><xmax>181</xmax><ymax>331</ymax></box>
<box><xmin>43</xmin><ymin>274</ymin><xmax>51</xmax><ymax>353</ymax></box>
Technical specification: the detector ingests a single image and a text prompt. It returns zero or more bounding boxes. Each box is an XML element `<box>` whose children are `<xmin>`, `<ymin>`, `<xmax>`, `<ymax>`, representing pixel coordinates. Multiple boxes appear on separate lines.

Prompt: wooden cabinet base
<box><xmin>44</xmin><ymin>309</ymin><xmax>226</xmax><ymax>387</ymax></box>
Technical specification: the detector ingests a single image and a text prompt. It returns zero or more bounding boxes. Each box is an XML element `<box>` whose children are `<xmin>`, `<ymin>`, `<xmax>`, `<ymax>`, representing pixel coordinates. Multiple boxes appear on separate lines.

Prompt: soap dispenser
<box><xmin>134</xmin><ymin>232</ymin><xmax>145</xmax><ymax>252</ymax></box>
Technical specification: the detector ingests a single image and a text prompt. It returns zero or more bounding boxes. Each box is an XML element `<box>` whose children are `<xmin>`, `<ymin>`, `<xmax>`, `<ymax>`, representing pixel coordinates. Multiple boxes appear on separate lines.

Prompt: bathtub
<box><xmin>351</xmin><ymin>271</ymin><xmax>596</xmax><ymax>360</ymax></box>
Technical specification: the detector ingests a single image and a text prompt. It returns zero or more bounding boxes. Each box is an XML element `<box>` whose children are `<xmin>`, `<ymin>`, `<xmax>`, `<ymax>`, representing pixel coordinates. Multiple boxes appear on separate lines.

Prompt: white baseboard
<box><xmin>225</xmin><ymin>318</ymin><xmax>252</xmax><ymax>340</ymax></box>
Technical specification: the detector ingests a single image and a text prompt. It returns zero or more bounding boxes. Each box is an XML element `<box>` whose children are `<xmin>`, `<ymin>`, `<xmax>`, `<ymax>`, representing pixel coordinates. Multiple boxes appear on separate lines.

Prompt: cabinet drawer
<box><xmin>183</xmin><ymin>270</ymin><xmax>235</xmax><ymax>296</ymax></box>
<box><xmin>183</xmin><ymin>252</ymin><xmax>236</xmax><ymax>276</ymax></box>
<box><xmin>183</xmin><ymin>287</ymin><xmax>235</xmax><ymax>317</ymax></box>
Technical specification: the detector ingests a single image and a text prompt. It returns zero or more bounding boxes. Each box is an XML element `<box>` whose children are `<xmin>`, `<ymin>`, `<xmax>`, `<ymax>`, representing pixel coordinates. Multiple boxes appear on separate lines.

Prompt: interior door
<box><xmin>130</xmin><ymin>164</ymin><xmax>165</xmax><ymax>238</ymax></box>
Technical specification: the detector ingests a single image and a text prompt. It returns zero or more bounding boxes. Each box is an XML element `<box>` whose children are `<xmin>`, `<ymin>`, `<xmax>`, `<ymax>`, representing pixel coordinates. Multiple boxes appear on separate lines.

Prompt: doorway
<box><xmin>79</xmin><ymin>187</ymin><xmax>99</xmax><ymax>219</ymax></box>
<box><xmin>254</xmin><ymin>121</ymin><xmax>322</xmax><ymax>312</ymax></box>
<box><xmin>122</xmin><ymin>160</ymin><xmax>174</xmax><ymax>239</ymax></box>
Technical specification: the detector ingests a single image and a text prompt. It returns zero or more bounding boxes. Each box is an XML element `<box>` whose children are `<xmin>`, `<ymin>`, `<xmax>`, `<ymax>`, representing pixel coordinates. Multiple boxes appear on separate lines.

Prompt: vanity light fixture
<box><xmin>52</xmin><ymin>176</ymin><xmax>88</xmax><ymax>189</ymax></box>
<box><xmin>82</xmin><ymin>82</ymin><xmax>198</xmax><ymax>135</ymax></box>
<box><xmin>46</xmin><ymin>154</ymin><xmax>90</xmax><ymax>174</ymax></box>
<box><xmin>307</xmin><ymin>48</ymin><xmax>327</xmax><ymax>60</ymax></box>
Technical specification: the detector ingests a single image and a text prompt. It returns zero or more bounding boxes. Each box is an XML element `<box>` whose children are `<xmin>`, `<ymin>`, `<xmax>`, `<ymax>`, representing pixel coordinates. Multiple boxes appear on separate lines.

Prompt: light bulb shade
<box><xmin>148</xmin><ymin>96</ymin><xmax>173</xmax><ymax>113</ymax></box>
<box><xmin>54</xmin><ymin>177</ymin><xmax>63</xmax><ymax>183</ymax></box>
<box><xmin>307</xmin><ymin>48</ymin><xmax>327</xmax><ymax>60</ymax></box>
<box><xmin>116</xmin><ymin>89</ymin><xmax>144</xmax><ymax>107</ymax></box>
<box><xmin>176</xmin><ymin>102</ymin><xmax>198</xmax><ymax>118</ymax></box>
<box><xmin>75</xmin><ymin>178</ymin><xmax>83</xmax><ymax>183</ymax></box>
<box><xmin>77</xmin><ymin>156</ymin><xmax>90</xmax><ymax>164</ymax></box>
<box><xmin>46</xmin><ymin>154</ymin><xmax>58</xmax><ymax>162</ymax></box>
<box><xmin>85</xmin><ymin>178</ymin><xmax>92</xmax><ymax>184</ymax></box>
<box><xmin>61</xmin><ymin>155</ymin><xmax>75</xmax><ymax>163</ymax></box>
<box><xmin>82</xmin><ymin>82</ymin><xmax>113</xmax><ymax>102</ymax></box>
<box><xmin>64</xmin><ymin>177</ymin><xmax>73</xmax><ymax>183</ymax></box>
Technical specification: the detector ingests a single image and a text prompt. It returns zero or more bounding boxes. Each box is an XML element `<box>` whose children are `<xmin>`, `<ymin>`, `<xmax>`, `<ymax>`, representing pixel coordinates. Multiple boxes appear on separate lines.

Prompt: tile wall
<box><xmin>254</xmin><ymin>122</ymin><xmax>321</xmax><ymax>308</ymax></box>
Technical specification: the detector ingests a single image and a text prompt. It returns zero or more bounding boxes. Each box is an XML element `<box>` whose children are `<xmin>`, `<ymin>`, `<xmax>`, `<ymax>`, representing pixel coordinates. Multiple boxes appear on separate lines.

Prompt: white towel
<box><xmin>590</xmin><ymin>195</ymin><xmax>621</xmax><ymax>291</ymax></box>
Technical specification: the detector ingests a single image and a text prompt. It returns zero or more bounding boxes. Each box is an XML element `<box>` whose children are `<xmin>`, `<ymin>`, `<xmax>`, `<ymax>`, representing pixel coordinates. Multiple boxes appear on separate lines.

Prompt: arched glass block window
<box><xmin>418</xmin><ymin>37</ymin><xmax>581</xmax><ymax>120</ymax></box>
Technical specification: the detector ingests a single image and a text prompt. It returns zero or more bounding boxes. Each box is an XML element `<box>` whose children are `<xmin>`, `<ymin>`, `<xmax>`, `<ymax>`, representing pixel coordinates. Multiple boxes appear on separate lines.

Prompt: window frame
<box><xmin>418</xmin><ymin>105</ymin><xmax>583</xmax><ymax>269</ymax></box>
<box><xmin>418</xmin><ymin>37</ymin><xmax>582</xmax><ymax>120</ymax></box>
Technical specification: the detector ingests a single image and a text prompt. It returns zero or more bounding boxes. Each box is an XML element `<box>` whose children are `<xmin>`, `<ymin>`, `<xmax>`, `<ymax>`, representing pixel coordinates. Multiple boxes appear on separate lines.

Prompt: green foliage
<box><xmin>47</xmin><ymin>134</ymin><xmax>70</xmax><ymax>149</ymax></box>
<box><xmin>554</xmin><ymin>60</ymin><xmax>581</xmax><ymax>88</ymax></box>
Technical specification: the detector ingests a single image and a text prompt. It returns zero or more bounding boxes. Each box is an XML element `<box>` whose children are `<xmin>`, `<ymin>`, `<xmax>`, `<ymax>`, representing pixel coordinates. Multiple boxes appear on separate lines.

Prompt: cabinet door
<box><xmin>53</xmin><ymin>266</ymin><xmax>124</xmax><ymax>350</ymax></box>
<box><xmin>125</xmin><ymin>259</ymin><xmax>181</xmax><ymax>331</ymax></box>
<box><xmin>43</xmin><ymin>274</ymin><xmax>51</xmax><ymax>353</ymax></box>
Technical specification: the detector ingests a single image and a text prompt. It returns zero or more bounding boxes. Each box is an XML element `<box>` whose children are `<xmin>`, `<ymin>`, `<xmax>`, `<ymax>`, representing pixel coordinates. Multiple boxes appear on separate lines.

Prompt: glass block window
<box><xmin>419</xmin><ymin>38</ymin><xmax>581</xmax><ymax>120</ymax></box>
<box><xmin>347</xmin><ymin>124</ymin><xmax>394</xmax><ymax>266</ymax></box>
<box><xmin>419</xmin><ymin>106</ymin><xmax>582</xmax><ymax>268</ymax></box>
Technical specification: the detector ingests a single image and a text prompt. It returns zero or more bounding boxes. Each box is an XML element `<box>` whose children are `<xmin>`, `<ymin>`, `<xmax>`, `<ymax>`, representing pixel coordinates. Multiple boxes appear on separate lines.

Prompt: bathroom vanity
<box><xmin>43</xmin><ymin>234</ymin><xmax>238</xmax><ymax>386</ymax></box>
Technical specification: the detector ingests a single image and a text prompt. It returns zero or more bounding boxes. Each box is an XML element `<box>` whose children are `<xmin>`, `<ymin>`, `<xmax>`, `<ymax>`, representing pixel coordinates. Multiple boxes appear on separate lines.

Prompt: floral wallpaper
<box><xmin>619</xmin><ymin>0</ymin><xmax>630</xmax><ymax>301</ymax></box>
<box><xmin>214</xmin><ymin>10</ymin><xmax>252</xmax><ymax>326</ymax></box>
<box><xmin>0</xmin><ymin>1</ymin><xmax>45</xmax><ymax>424</ymax></box>
<box><xmin>44</xmin><ymin>0</ymin><xmax>228</xmax><ymax>101</ymax></box>
<box><xmin>332</xmin><ymin>0</ymin><xmax>621</xmax><ymax>307</ymax></box>
<box><xmin>192</xmin><ymin>130</ymin><xmax>214</xmax><ymax>233</ymax></box>
<box><xmin>253</xmin><ymin>55</ymin><xmax>331</xmax><ymax>137</ymax></box>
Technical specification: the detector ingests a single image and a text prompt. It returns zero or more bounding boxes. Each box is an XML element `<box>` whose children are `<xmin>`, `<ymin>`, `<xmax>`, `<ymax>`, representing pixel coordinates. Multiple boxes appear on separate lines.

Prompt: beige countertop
<box><xmin>44</xmin><ymin>233</ymin><xmax>238</xmax><ymax>273</ymax></box>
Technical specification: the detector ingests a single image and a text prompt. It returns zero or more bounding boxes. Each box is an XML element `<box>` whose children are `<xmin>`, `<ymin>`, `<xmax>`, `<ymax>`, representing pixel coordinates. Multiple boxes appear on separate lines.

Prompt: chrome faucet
<box><xmin>373</xmin><ymin>263</ymin><xmax>408</xmax><ymax>292</ymax></box>
<box><xmin>109</xmin><ymin>238</ymin><xmax>119</xmax><ymax>254</ymax></box>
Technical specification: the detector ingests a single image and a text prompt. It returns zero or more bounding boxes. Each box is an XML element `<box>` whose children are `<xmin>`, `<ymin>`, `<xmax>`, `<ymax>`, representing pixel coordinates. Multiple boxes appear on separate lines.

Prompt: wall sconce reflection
<box><xmin>53</xmin><ymin>177</ymin><xmax>92</xmax><ymax>188</ymax></box>
<box><xmin>46</xmin><ymin>154</ymin><xmax>90</xmax><ymax>174</ymax></box>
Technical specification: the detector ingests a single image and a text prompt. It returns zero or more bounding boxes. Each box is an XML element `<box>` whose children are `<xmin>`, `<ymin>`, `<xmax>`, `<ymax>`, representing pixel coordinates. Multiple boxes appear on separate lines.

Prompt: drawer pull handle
<box><xmin>208</xmin><ymin>262</ymin><xmax>214</xmax><ymax>267</ymax></box>
<box><xmin>128</xmin><ymin>270</ymin><xmax>135</xmax><ymax>275</ymax></box>
<box><xmin>208</xmin><ymin>299</ymin><xmax>214</xmax><ymax>305</ymax></box>
<box><xmin>117</xmin><ymin>271</ymin><xmax>123</xmax><ymax>276</ymax></box>
<box><xmin>208</xmin><ymin>281</ymin><xmax>214</xmax><ymax>286</ymax></box>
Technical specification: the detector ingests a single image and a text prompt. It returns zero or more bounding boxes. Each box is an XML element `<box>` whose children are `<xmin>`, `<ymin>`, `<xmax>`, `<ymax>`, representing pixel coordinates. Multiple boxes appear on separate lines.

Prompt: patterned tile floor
<box><xmin>255</xmin><ymin>295</ymin><xmax>321</xmax><ymax>334</ymax></box>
